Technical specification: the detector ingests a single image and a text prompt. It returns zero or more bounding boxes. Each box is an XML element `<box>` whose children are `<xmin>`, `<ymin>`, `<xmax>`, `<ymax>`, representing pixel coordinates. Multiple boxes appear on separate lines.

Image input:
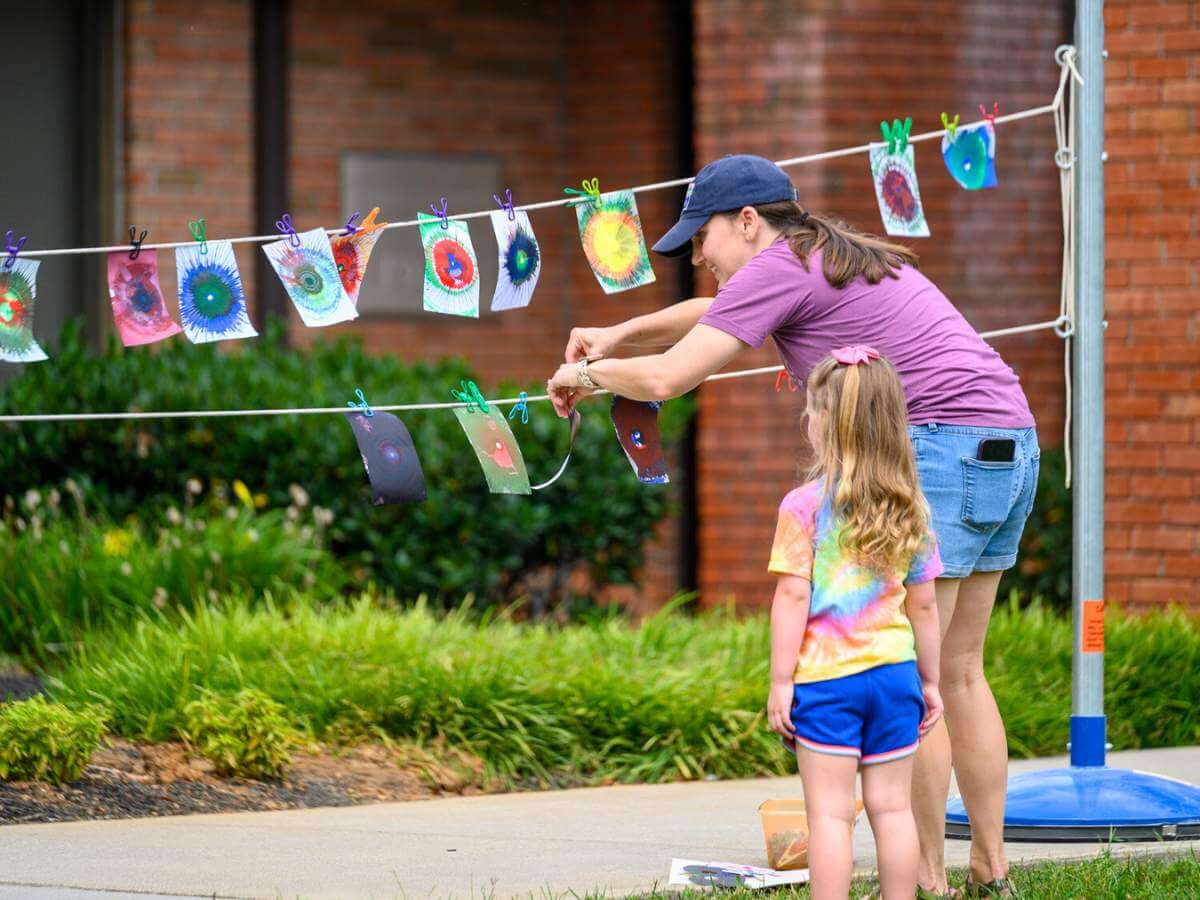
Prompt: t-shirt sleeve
<box><xmin>767</xmin><ymin>488</ymin><xmax>819</xmax><ymax>579</ymax></box>
<box><xmin>905</xmin><ymin>529</ymin><xmax>944</xmax><ymax>585</ymax></box>
<box><xmin>699</xmin><ymin>244</ymin><xmax>813</xmax><ymax>349</ymax></box>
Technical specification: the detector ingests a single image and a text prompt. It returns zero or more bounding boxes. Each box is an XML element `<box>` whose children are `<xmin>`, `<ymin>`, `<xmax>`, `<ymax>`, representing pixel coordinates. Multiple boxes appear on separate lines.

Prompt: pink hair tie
<box><xmin>831</xmin><ymin>345</ymin><xmax>880</xmax><ymax>366</ymax></box>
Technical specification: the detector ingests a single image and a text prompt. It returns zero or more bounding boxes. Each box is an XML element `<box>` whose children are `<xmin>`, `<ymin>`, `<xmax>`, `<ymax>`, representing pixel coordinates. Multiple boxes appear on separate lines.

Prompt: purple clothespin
<box><xmin>128</xmin><ymin>226</ymin><xmax>148</xmax><ymax>261</ymax></box>
<box><xmin>275</xmin><ymin>212</ymin><xmax>301</xmax><ymax>248</ymax></box>
<box><xmin>343</xmin><ymin>211</ymin><xmax>361</xmax><ymax>236</ymax></box>
<box><xmin>494</xmin><ymin>189</ymin><xmax>516</xmax><ymax>222</ymax></box>
<box><xmin>3</xmin><ymin>230</ymin><xmax>26</xmax><ymax>270</ymax></box>
<box><xmin>430</xmin><ymin>197</ymin><xmax>450</xmax><ymax>230</ymax></box>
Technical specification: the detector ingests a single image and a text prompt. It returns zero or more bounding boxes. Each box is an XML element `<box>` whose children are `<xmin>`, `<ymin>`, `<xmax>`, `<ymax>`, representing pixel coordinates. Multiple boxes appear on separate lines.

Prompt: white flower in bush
<box><xmin>288</xmin><ymin>484</ymin><xmax>309</xmax><ymax>509</ymax></box>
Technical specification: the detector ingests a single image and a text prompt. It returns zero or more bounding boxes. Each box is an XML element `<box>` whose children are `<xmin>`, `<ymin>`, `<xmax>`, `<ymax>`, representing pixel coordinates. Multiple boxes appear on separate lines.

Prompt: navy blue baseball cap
<box><xmin>652</xmin><ymin>154</ymin><xmax>799</xmax><ymax>257</ymax></box>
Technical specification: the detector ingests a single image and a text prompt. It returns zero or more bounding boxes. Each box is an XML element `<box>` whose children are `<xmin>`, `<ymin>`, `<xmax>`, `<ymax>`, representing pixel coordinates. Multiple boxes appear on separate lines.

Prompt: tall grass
<box><xmin>48</xmin><ymin>597</ymin><xmax>1200</xmax><ymax>786</ymax></box>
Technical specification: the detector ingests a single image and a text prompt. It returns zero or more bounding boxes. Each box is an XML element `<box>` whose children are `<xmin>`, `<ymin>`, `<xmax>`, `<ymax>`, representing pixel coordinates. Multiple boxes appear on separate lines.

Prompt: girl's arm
<box><xmin>563</xmin><ymin>298</ymin><xmax>715</xmax><ymax>362</ymax></box>
<box><xmin>768</xmin><ymin>574</ymin><xmax>811</xmax><ymax>741</ymax></box>
<box><xmin>904</xmin><ymin>580</ymin><xmax>943</xmax><ymax>735</ymax></box>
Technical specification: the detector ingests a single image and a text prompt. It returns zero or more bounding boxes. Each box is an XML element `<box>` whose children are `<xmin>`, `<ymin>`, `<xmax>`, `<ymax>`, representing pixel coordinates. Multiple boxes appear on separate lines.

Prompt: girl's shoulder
<box><xmin>778</xmin><ymin>479</ymin><xmax>825</xmax><ymax>521</ymax></box>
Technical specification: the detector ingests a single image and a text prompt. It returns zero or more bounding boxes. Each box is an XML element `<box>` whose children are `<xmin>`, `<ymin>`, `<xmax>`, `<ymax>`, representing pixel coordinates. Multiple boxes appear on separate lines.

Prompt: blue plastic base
<box><xmin>947</xmin><ymin>767</ymin><xmax>1200</xmax><ymax>842</ymax></box>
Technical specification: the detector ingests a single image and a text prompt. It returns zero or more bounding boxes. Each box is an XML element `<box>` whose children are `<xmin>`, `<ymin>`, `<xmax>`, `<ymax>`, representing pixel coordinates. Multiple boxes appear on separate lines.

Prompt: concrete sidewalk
<box><xmin>0</xmin><ymin>746</ymin><xmax>1197</xmax><ymax>900</ymax></box>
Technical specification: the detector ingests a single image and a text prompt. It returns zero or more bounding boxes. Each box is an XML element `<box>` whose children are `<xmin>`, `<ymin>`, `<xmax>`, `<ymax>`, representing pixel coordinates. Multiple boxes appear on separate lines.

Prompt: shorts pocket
<box><xmin>961</xmin><ymin>458</ymin><xmax>1019</xmax><ymax>530</ymax></box>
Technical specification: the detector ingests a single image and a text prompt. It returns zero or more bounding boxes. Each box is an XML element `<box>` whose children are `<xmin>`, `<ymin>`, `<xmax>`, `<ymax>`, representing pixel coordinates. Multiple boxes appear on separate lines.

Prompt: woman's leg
<box><xmin>796</xmin><ymin>748</ymin><xmax>860</xmax><ymax>900</ymax></box>
<box><xmin>862</xmin><ymin>755</ymin><xmax>919</xmax><ymax>900</ymax></box>
<box><xmin>911</xmin><ymin>577</ymin><xmax>960</xmax><ymax>892</ymax></box>
<box><xmin>941</xmin><ymin>570</ymin><xmax>1009</xmax><ymax>884</ymax></box>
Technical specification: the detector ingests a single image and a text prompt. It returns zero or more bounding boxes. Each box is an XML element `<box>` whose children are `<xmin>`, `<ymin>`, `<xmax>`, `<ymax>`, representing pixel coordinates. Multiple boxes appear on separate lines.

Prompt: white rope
<box><xmin>1054</xmin><ymin>45</ymin><xmax>1083</xmax><ymax>488</ymax></box>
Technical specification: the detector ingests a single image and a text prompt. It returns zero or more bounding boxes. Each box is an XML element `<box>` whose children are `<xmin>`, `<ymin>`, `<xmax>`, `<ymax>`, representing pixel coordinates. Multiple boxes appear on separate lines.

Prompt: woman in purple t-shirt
<box><xmin>547</xmin><ymin>155</ymin><xmax>1034</xmax><ymax>897</ymax></box>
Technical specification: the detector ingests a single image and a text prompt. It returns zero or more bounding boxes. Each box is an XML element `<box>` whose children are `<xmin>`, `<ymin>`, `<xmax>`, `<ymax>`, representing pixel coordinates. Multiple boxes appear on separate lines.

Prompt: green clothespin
<box><xmin>188</xmin><ymin>218</ymin><xmax>208</xmax><ymax>255</ymax></box>
<box><xmin>564</xmin><ymin>177</ymin><xmax>601</xmax><ymax>207</ymax></box>
<box><xmin>451</xmin><ymin>380</ymin><xmax>489</xmax><ymax>414</ymax></box>
<box><xmin>879</xmin><ymin>117</ymin><xmax>913</xmax><ymax>155</ymax></box>
<box><xmin>941</xmin><ymin>112</ymin><xmax>960</xmax><ymax>142</ymax></box>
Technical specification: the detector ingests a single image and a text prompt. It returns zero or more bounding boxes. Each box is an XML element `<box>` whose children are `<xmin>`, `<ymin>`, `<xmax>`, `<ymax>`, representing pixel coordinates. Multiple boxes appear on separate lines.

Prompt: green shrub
<box><xmin>0</xmin><ymin>487</ymin><xmax>344</xmax><ymax>661</ymax></box>
<box><xmin>1001</xmin><ymin>447</ymin><xmax>1071</xmax><ymax>610</ymax></box>
<box><xmin>0</xmin><ymin>696</ymin><xmax>108</xmax><ymax>784</ymax></box>
<box><xmin>48</xmin><ymin>596</ymin><xmax>1200</xmax><ymax>785</ymax></box>
<box><xmin>0</xmin><ymin>320</ymin><xmax>692</xmax><ymax>607</ymax></box>
<box><xmin>182</xmin><ymin>688</ymin><xmax>297</xmax><ymax>779</ymax></box>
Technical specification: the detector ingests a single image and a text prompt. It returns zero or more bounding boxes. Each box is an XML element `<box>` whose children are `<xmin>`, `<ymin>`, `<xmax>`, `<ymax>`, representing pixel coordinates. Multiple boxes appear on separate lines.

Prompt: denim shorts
<box><xmin>908</xmin><ymin>424</ymin><xmax>1040</xmax><ymax>579</ymax></box>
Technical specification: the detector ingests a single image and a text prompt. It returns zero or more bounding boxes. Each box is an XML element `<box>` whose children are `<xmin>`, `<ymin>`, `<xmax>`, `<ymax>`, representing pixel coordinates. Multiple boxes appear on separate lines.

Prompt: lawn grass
<box><xmin>47</xmin><ymin>596</ymin><xmax>1200</xmax><ymax>788</ymax></box>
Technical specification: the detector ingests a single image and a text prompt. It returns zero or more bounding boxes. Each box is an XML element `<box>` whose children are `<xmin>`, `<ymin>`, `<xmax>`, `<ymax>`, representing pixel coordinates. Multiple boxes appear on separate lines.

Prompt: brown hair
<box><xmin>725</xmin><ymin>201</ymin><xmax>918</xmax><ymax>289</ymax></box>
<box><xmin>806</xmin><ymin>353</ymin><xmax>928</xmax><ymax>571</ymax></box>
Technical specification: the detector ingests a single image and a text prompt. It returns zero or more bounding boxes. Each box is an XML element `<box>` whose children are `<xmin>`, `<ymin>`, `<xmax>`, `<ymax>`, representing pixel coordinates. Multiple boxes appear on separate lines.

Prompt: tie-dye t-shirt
<box><xmin>768</xmin><ymin>480</ymin><xmax>943</xmax><ymax>684</ymax></box>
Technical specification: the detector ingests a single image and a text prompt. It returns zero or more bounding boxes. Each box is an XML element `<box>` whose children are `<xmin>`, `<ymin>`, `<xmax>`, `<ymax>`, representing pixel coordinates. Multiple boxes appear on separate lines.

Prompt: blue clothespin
<box><xmin>343</xmin><ymin>211</ymin><xmax>361</xmax><ymax>235</ymax></box>
<box><xmin>275</xmin><ymin>212</ymin><xmax>301</xmax><ymax>248</ymax></box>
<box><xmin>347</xmin><ymin>388</ymin><xmax>374</xmax><ymax>418</ymax></box>
<box><xmin>494</xmin><ymin>189</ymin><xmax>516</xmax><ymax>222</ymax></box>
<box><xmin>3</xmin><ymin>230</ymin><xmax>27</xmax><ymax>270</ymax></box>
<box><xmin>430</xmin><ymin>197</ymin><xmax>450</xmax><ymax>230</ymax></box>
<box><xmin>508</xmin><ymin>391</ymin><xmax>529</xmax><ymax>425</ymax></box>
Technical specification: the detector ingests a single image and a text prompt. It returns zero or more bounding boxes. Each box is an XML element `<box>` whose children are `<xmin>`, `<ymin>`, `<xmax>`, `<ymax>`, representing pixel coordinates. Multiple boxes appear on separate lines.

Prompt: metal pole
<box><xmin>1070</xmin><ymin>0</ymin><xmax>1106</xmax><ymax>767</ymax></box>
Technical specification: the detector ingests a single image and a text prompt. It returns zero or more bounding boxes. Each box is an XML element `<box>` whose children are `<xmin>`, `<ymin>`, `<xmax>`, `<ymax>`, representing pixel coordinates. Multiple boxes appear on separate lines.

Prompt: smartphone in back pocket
<box><xmin>978</xmin><ymin>438</ymin><xmax>1017</xmax><ymax>462</ymax></box>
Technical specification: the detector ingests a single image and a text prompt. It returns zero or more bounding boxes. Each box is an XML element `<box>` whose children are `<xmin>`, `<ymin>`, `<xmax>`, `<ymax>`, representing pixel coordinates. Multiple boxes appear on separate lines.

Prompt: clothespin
<box><xmin>451</xmin><ymin>380</ymin><xmax>490</xmax><ymax>414</ymax></box>
<box><xmin>979</xmin><ymin>102</ymin><xmax>1000</xmax><ymax>128</ymax></box>
<box><xmin>342</xmin><ymin>212</ymin><xmax>361</xmax><ymax>235</ymax></box>
<box><xmin>429</xmin><ymin>197</ymin><xmax>450</xmax><ymax>230</ymax></box>
<box><xmin>275</xmin><ymin>212</ymin><xmax>301</xmax><ymax>248</ymax></box>
<box><xmin>358</xmin><ymin>207</ymin><xmax>388</xmax><ymax>234</ymax></box>
<box><xmin>774</xmin><ymin>371</ymin><xmax>798</xmax><ymax>393</ymax></box>
<box><xmin>940</xmin><ymin>112</ymin><xmax>960</xmax><ymax>142</ymax></box>
<box><xmin>3</xmin><ymin>230</ymin><xmax>26</xmax><ymax>270</ymax></box>
<box><xmin>880</xmin><ymin>118</ymin><xmax>913</xmax><ymax>155</ymax></box>
<box><xmin>188</xmin><ymin>218</ymin><xmax>208</xmax><ymax>255</ymax></box>
<box><xmin>508</xmin><ymin>391</ymin><xmax>529</xmax><ymax>425</ymax></box>
<box><xmin>494</xmin><ymin>189</ymin><xmax>516</xmax><ymax>222</ymax></box>
<box><xmin>128</xmin><ymin>226</ymin><xmax>149</xmax><ymax>261</ymax></box>
<box><xmin>346</xmin><ymin>387</ymin><xmax>374</xmax><ymax>418</ymax></box>
<box><xmin>564</xmin><ymin>177</ymin><xmax>601</xmax><ymax>207</ymax></box>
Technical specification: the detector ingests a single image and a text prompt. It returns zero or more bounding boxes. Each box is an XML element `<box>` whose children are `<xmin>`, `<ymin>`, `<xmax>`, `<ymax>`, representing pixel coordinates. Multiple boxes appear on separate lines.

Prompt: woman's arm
<box><xmin>564</xmin><ymin>297</ymin><xmax>715</xmax><ymax>362</ymax></box>
<box><xmin>904</xmin><ymin>580</ymin><xmax>944</xmax><ymax>736</ymax></box>
<box><xmin>768</xmin><ymin>574</ymin><xmax>811</xmax><ymax>741</ymax></box>
<box><xmin>547</xmin><ymin>323</ymin><xmax>745</xmax><ymax>416</ymax></box>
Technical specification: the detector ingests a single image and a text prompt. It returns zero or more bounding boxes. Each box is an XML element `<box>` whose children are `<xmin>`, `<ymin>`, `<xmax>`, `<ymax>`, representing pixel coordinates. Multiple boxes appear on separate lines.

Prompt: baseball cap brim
<box><xmin>651</xmin><ymin>211</ymin><xmax>710</xmax><ymax>257</ymax></box>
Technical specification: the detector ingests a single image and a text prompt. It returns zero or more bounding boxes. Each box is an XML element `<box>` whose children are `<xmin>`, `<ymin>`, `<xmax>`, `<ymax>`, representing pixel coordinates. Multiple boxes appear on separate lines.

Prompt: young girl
<box><xmin>766</xmin><ymin>346</ymin><xmax>943</xmax><ymax>900</ymax></box>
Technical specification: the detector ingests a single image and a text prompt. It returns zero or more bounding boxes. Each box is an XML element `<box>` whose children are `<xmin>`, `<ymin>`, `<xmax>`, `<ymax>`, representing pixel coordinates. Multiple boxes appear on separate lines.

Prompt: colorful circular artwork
<box><xmin>583</xmin><ymin>210</ymin><xmax>641</xmax><ymax>282</ymax></box>
<box><xmin>0</xmin><ymin>270</ymin><xmax>35</xmax><ymax>354</ymax></box>
<box><xmin>942</xmin><ymin>125</ymin><xmax>996</xmax><ymax>191</ymax></box>
<box><xmin>880</xmin><ymin>165</ymin><xmax>919</xmax><ymax>223</ymax></box>
<box><xmin>334</xmin><ymin>240</ymin><xmax>362</xmax><ymax>294</ymax></box>
<box><xmin>432</xmin><ymin>238</ymin><xmax>475</xmax><ymax>291</ymax></box>
<box><xmin>282</xmin><ymin>248</ymin><xmax>343</xmax><ymax>314</ymax></box>
<box><xmin>504</xmin><ymin>228</ymin><xmax>540</xmax><ymax>286</ymax></box>
<box><xmin>182</xmin><ymin>262</ymin><xmax>246</xmax><ymax>336</ymax></box>
<box><xmin>116</xmin><ymin>264</ymin><xmax>173</xmax><ymax>334</ymax></box>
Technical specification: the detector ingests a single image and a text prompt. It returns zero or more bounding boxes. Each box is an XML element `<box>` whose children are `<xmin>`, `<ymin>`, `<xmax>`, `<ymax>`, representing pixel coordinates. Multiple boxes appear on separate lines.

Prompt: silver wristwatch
<box><xmin>577</xmin><ymin>358</ymin><xmax>597</xmax><ymax>389</ymax></box>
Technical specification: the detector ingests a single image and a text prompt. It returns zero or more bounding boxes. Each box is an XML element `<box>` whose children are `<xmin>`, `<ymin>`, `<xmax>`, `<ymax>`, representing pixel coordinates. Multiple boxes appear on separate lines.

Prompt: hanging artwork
<box><xmin>942</xmin><ymin>122</ymin><xmax>998</xmax><ymax>191</ymax></box>
<box><xmin>574</xmin><ymin>189</ymin><xmax>656</xmax><ymax>294</ymax></box>
<box><xmin>106</xmin><ymin>251</ymin><xmax>183</xmax><ymax>347</ymax></box>
<box><xmin>870</xmin><ymin>118</ymin><xmax>930</xmax><ymax>238</ymax></box>
<box><xmin>345</xmin><ymin>411</ymin><xmax>427</xmax><ymax>505</ymax></box>
<box><xmin>610</xmin><ymin>396</ymin><xmax>669</xmax><ymax>485</ymax></box>
<box><xmin>454</xmin><ymin>406</ymin><xmax>531</xmax><ymax>495</ymax></box>
<box><xmin>262</xmin><ymin>227</ymin><xmax>358</xmax><ymax>327</ymax></box>
<box><xmin>330</xmin><ymin>208</ymin><xmax>386</xmax><ymax>306</ymax></box>
<box><xmin>489</xmin><ymin>209</ymin><xmax>541</xmax><ymax>312</ymax></box>
<box><xmin>175</xmin><ymin>240</ymin><xmax>258</xmax><ymax>343</ymax></box>
<box><xmin>0</xmin><ymin>258</ymin><xmax>48</xmax><ymax>363</ymax></box>
<box><xmin>418</xmin><ymin>211</ymin><xmax>479</xmax><ymax>318</ymax></box>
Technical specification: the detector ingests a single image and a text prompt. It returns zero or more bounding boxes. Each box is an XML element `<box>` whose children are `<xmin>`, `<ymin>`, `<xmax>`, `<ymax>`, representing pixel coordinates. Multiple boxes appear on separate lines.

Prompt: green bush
<box><xmin>0</xmin><ymin>696</ymin><xmax>109</xmax><ymax>784</ymax></box>
<box><xmin>1001</xmin><ymin>447</ymin><xmax>1071</xmax><ymax>610</ymax></box>
<box><xmin>48</xmin><ymin>596</ymin><xmax>1200</xmax><ymax>785</ymax></box>
<box><xmin>182</xmin><ymin>688</ymin><xmax>296</xmax><ymax>779</ymax></box>
<box><xmin>0</xmin><ymin>320</ymin><xmax>692</xmax><ymax>607</ymax></box>
<box><xmin>0</xmin><ymin>485</ymin><xmax>344</xmax><ymax>661</ymax></box>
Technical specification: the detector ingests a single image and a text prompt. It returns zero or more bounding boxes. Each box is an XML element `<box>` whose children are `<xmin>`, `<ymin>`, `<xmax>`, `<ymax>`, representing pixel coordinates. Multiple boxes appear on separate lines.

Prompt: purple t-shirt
<box><xmin>699</xmin><ymin>239</ymin><xmax>1034</xmax><ymax>427</ymax></box>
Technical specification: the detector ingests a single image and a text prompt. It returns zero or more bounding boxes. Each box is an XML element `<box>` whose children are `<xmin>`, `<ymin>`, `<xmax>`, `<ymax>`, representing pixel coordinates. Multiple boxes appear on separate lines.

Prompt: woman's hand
<box><xmin>919</xmin><ymin>681</ymin><xmax>944</xmax><ymax>737</ymax></box>
<box><xmin>547</xmin><ymin>362</ymin><xmax>594</xmax><ymax>418</ymax></box>
<box><xmin>565</xmin><ymin>326</ymin><xmax>620</xmax><ymax>363</ymax></box>
<box><xmin>767</xmin><ymin>680</ymin><xmax>796</xmax><ymax>743</ymax></box>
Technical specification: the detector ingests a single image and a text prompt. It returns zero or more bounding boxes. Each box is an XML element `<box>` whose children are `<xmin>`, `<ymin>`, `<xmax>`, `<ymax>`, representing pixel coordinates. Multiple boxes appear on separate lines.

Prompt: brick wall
<box><xmin>1103</xmin><ymin>0</ymin><xmax>1200</xmax><ymax>607</ymax></box>
<box><xmin>692</xmin><ymin>1</ymin><xmax>1069</xmax><ymax>607</ymax></box>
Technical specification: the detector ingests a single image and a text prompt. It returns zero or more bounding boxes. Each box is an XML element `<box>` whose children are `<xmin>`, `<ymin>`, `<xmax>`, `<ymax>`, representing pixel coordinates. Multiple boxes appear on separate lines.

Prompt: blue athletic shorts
<box><xmin>909</xmin><ymin>424</ymin><xmax>1040</xmax><ymax>579</ymax></box>
<box><xmin>787</xmin><ymin>661</ymin><xmax>924</xmax><ymax>765</ymax></box>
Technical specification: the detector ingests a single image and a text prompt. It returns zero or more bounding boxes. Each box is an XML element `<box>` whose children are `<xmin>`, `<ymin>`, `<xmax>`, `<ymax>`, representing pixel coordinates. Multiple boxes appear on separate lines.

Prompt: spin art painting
<box><xmin>106</xmin><ymin>252</ymin><xmax>183</xmax><ymax>347</ymax></box>
<box><xmin>574</xmin><ymin>190</ymin><xmax>656</xmax><ymax>294</ymax></box>
<box><xmin>869</xmin><ymin>144</ymin><xmax>931</xmax><ymax>238</ymax></box>
<box><xmin>454</xmin><ymin>406</ymin><xmax>531</xmax><ymax>495</ymax></box>
<box><xmin>610</xmin><ymin>396</ymin><xmax>670</xmax><ymax>485</ymax></box>
<box><xmin>262</xmin><ymin>227</ymin><xmax>358</xmax><ymax>327</ymax></box>
<box><xmin>489</xmin><ymin>210</ymin><xmax>541</xmax><ymax>312</ymax></box>
<box><xmin>175</xmin><ymin>240</ymin><xmax>258</xmax><ymax>343</ymax></box>
<box><xmin>345</xmin><ymin>411</ymin><xmax>427</xmax><ymax>505</ymax></box>
<box><xmin>0</xmin><ymin>258</ymin><xmax>48</xmax><ymax>363</ymax></box>
<box><xmin>418</xmin><ymin>212</ymin><xmax>480</xmax><ymax>318</ymax></box>
<box><xmin>330</xmin><ymin>208</ymin><xmax>385</xmax><ymax>306</ymax></box>
<box><xmin>942</xmin><ymin>122</ymin><xmax>998</xmax><ymax>191</ymax></box>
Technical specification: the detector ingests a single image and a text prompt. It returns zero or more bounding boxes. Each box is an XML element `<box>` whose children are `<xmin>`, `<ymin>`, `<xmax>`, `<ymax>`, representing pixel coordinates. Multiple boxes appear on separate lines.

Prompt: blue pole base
<box><xmin>947</xmin><ymin>767</ymin><xmax>1200</xmax><ymax>843</ymax></box>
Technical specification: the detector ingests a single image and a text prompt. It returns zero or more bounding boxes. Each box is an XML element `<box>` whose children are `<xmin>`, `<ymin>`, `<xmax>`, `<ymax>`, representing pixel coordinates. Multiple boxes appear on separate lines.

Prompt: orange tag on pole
<box><xmin>1081</xmin><ymin>599</ymin><xmax>1104</xmax><ymax>653</ymax></box>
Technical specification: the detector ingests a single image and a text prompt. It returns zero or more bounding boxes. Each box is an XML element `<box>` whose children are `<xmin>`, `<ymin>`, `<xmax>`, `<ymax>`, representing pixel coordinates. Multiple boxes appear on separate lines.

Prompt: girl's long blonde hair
<box><xmin>806</xmin><ymin>353</ymin><xmax>928</xmax><ymax>571</ymax></box>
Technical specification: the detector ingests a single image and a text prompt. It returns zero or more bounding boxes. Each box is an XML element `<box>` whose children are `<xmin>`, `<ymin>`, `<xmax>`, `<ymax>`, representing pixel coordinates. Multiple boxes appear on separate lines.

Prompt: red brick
<box><xmin>1107</xmin><ymin>552</ymin><xmax>1161</xmax><ymax>577</ymax></box>
<box><xmin>1129</xmin><ymin>107</ymin><xmax>1191</xmax><ymax>131</ymax></box>
<box><xmin>1163</xmin><ymin>555</ymin><xmax>1200</xmax><ymax>578</ymax></box>
<box><xmin>1130</xmin><ymin>577</ymin><xmax>1193</xmax><ymax>603</ymax></box>
<box><xmin>1130</xmin><ymin>475</ymin><xmax>1192</xmax><ymax>498</ymax></box>
<box><xmin>1163</xmin><ymin>503</ymin><xmax>1200</xmax><ymax>525</ymax></box>
<box><xmin>1130</xmin><ymin>57</ymin><xmax>1191</xmax><ymax>80</ymax></box>
<box><xmin>1131</xmin><ymin>526</ymin><xmax>1194</xmax><ymax>552</ymax></box>
<box><xmin>1129</xmin><ymin>4</ymin><xmax>1192</xmax><ymax>28</ymax></box>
